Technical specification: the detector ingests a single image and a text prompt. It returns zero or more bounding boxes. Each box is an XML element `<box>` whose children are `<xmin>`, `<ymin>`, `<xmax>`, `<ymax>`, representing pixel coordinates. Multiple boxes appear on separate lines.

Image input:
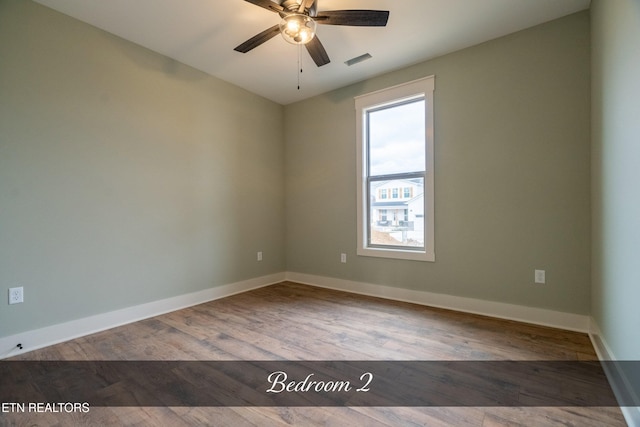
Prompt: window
<box><xmin>355</xmin><ymin>76</ymin><xmax>435</xmax><ymax>262</ymax></box>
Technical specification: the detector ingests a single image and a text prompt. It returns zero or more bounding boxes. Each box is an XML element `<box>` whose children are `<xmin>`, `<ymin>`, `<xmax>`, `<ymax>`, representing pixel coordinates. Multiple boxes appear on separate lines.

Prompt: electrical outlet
<box><xmin>340</xmin><ymin>253</ymin><xmax>347</xmax><ymax>263</ymax></box>
<box><xmin>257</xmin><ymin>251</ymin><xmax>263</xmax><ymax>261</ymax></box>
<box><xmin>534</xmin><ymin>270</ymin><xmax>546</xmax><ymax>284</ymax></box>
<box><xmin>9</xmin><ymin>287</ymin><xmax>24</xmax><ymax>304</ymax></box>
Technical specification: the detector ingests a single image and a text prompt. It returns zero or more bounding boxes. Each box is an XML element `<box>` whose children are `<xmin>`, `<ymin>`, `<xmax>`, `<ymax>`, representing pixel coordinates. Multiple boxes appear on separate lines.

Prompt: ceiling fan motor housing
<box><xmin>281</xmin><ymin>0</ymin><xmax>312</xmax><ymax>14</ymax></box>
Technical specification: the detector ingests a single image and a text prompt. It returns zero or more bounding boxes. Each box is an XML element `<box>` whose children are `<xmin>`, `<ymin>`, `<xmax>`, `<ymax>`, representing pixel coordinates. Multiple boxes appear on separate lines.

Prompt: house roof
<box><xmin>372</xmin><ymin>201</ymin><xmax>409</xmax><ymax>208</ymax></box>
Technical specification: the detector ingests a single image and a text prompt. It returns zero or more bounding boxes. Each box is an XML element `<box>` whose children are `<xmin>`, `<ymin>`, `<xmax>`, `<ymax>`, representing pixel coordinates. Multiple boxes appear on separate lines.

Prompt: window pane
<box><xmin>368</xmin><ymin>99</ymin><xmax>425</xmax><ymax>176</ymax></box>
<box><xmin>369</xmin><ymin>177</ymin><xmax>424</xmax><ymax>248</ymax></box>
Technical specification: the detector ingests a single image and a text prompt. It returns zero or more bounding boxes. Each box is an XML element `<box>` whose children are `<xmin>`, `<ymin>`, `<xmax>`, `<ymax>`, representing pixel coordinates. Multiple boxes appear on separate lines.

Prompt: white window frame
<box><xmin>355</xmin><ymin>76</ymin><xmax>435</xmax><ymax>262</ymax></box>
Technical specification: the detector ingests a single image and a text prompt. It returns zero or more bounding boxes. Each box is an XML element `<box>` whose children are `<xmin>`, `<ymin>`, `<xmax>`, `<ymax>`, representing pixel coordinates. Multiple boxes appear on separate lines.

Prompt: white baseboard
<box><xmin>285</xmin><ymin>272</ymin><xmax>591</xmax><ymax>332</ymax></box>
<box><xmin>1</xmin><ymin>271</ymin><xmax>591</xmax><ymax>360</ymax></box>
<box><xmin>0</xmin><ymin>273</ymin><xmax>285</xmax><ymax>360</ymax></box>
<box><xmin>589</xmin><ymin>319</ymin><xmax>640</xmax><ymax>427</ymax></box>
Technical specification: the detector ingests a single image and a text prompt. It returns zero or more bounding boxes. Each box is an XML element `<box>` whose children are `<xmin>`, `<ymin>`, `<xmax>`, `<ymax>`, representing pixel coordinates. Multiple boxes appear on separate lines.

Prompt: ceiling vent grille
<box><xmin>345</xmin><ymin>53</ymin><xmax>372</xmax><ymax>66</ymax></box>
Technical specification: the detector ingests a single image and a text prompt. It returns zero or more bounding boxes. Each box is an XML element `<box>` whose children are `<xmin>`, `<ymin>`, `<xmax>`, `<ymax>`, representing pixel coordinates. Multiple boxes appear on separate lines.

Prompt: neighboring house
<box><xmin>370</xmin><ymin>179</ymin><xmax>424</xmax><ymax>246</ymax></box>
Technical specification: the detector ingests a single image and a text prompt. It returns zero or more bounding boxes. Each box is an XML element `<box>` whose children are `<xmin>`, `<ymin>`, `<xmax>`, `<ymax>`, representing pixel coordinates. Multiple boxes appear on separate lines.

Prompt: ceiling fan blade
<box><xmin>305</xmin><ymin>36</ymin><xmax>330</xmax><ymax>67</ymax></box>
<box><xmin>243</xmin><ymin>0</ymin><xmax>284</xmax><ymax>14</ymax></box>
<box><xmin>234</xmin><ymin>25</ymin><xmax>281</xmax><ymax>53</ymax></box>
<box><xmin>315</xmin><ymin>10</ymin><xmax>390</xmax><ymax>27</ymax></box>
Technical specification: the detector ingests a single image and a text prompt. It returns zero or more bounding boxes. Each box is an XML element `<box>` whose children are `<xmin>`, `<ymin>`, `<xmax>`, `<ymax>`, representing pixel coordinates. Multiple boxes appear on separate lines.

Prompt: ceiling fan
<box><xmin>234</xmin><ymin>0</ymin><xmax>390</xmax><ymax>67</ymax></box>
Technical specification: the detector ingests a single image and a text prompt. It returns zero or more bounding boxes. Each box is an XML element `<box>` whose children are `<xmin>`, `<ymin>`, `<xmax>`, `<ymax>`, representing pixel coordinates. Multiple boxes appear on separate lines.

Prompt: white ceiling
<box><xmin>33</xmin><ymin>0</ymin><xmax>590</xmax><ymax>105</ymax></box>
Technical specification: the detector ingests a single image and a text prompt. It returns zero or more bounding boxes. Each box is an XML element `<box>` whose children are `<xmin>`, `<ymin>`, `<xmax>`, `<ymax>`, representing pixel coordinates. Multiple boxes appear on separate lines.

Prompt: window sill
<box><xmin>357</xmin><ymin>246</ymin><xmax>435</xmax><ymax>262</ymax></box>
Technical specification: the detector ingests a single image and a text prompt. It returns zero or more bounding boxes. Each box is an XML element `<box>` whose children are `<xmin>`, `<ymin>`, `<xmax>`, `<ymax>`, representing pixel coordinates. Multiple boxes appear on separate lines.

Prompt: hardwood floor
<box><xmin>4</xmin><ymin>282</ymin><xmax>626</xmax><ymax>426</ymax></box>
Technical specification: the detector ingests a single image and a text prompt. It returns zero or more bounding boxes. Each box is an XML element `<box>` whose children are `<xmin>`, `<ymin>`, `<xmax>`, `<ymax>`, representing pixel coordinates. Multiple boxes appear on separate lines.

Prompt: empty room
<box><xmin>1</xmin><ymin>0</ymin><xmax>638</xmax><ymax>425</ymax></box>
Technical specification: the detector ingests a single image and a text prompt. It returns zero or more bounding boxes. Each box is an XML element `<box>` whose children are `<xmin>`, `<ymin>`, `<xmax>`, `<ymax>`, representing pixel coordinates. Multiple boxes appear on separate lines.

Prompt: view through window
<box><xmin>367</xmin><ymin>98</ymin><xmax>426</xmax><ymax>249</ymax></box>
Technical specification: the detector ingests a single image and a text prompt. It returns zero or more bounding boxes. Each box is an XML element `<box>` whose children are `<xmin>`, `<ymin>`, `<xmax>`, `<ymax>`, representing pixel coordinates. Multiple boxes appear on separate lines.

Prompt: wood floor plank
<box><xmin>5</xmin><ymin>281</ymin><xmax>626</xmax><ymax>426</ymax></box>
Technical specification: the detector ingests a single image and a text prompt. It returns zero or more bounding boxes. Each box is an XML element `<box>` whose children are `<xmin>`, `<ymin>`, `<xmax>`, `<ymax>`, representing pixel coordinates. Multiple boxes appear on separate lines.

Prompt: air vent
<box><xmin>344</xmin><ymin>53</ymin><xmax>372</xmax><ymax>66</ymax></box>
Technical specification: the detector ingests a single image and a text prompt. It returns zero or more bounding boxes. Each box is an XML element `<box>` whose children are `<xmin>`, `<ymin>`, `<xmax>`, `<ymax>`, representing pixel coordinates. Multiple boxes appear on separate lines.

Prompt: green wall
<box><xmin>285</xmin><ymin>12</ymin><xmax>592</xmax><ymax>315</ymax></box>
<box><xmin>591</xmin><ymin>0</ymin><xmax>640</xmax><ymax>360</ymax></box>
<box><xmin>0</xmin><ymin>0</ymin><xmax>285</xmax><ymax>337</ymax></box>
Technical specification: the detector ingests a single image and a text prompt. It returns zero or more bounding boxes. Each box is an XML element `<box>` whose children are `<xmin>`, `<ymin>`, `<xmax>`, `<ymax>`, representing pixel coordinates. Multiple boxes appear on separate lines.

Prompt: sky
<box><xmin>368</xmin><ymin>99</ymin><xmax>425</xmax><ymax>176</ymax></box>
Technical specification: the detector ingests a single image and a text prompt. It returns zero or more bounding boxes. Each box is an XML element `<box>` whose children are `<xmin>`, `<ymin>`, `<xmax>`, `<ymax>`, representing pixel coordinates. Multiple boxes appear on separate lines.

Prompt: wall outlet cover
<box><xmin>9</xmin><ymin>287</ymin><xmax>24</xmax><ymax>304</ymax></box>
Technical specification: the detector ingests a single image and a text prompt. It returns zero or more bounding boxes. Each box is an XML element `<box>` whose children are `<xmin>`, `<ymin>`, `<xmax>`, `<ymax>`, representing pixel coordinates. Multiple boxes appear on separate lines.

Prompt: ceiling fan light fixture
<box><xmin>279</xmin><ymin>13</ymin><xmax>317</xmax><ymax>45</ymax></box>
